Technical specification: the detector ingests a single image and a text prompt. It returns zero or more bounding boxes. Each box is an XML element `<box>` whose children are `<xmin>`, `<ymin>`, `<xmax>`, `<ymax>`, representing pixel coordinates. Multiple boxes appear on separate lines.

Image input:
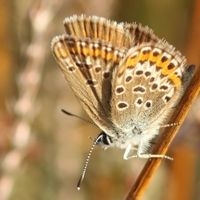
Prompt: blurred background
<box><xmin>0</xmin><ymin>0</ymin><xmax>200</xmax><ymax>200</ymax></box>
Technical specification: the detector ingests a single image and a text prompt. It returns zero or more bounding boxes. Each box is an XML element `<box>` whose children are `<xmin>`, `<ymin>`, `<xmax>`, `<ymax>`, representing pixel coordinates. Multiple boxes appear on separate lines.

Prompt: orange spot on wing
<box><xmin>101</xmin><ymin>50</ymin><xmax>106</xmax><ymax>59</ymax></box>
<box><xmin>125</xmin><ymin>55</ymin><xmax>139</xmax><ymax>67</ymax></box>
<box><xmin>150</xmin><ymin>53</ymin><xmax>162</xmax><ymax>63</ymax></box>
<box><xmin>168</xmin><ymin>74</ymin><xmax>181</xmax><ymax>87</ymax></box>
<box><xmin>106</xmin><ymin>52</ymin><xmax>114</xmax><ymax>61</ymax></box>
<box><xmin>82</xmin><ymin>47</ymin><xmax>90</xmax><ymax>56</ymax></box>
<box><xmin>160</xmin><ymin>60</ymin><xmax>174</xmax><ymax>75</ymax></box>
<box><xmin>94</xmin><ymin>49</ymin><xmax>101</xmax><ymax>57</ymax></box>
<box><xmin>140</xmin><ymin>52</ymin><xmax>150</xmax><ymax>61</ymax></box>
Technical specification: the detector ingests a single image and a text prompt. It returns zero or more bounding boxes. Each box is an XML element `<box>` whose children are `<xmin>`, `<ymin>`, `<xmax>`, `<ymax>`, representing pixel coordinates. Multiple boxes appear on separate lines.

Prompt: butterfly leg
<box><xmin>136</xmin><ymin>153</ymin><xmax>173</xmax><ymax>160</ymax></box>
<box><xmin>136</xmin><ymin>140</ymin><xmax>173</xmax><ymax>160</ymax></box>
<box><xmin>123</xmin><ymin>144</ymin><xmax>173</xmax><ymax>160</ymax></box>
<box><xmin>123</xmin><ymin>144</ymin><xmax>138</xmax><ymax>160</ymax></box>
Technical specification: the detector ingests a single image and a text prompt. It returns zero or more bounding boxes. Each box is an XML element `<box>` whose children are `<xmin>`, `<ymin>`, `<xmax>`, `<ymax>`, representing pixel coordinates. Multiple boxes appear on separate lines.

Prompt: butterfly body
<box><xmin>52</xmin><ymin>15</ymin><xmax>194</xmax><ymax>159</ymax></box>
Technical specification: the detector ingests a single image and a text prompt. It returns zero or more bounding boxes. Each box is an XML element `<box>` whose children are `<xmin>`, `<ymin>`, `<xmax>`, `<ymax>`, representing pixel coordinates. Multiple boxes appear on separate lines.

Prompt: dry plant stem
<box><xmin>125</xmin><ymin>66</ymin><xmax>200</xmax><ymax>200</ymax></box>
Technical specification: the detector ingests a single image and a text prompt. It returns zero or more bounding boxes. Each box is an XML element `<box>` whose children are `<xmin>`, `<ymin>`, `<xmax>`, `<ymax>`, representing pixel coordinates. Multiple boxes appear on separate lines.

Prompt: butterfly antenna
<box><xmin>61</xmin><ymin>109</ymin><xmax>95</xmax><ymax>125</ymax></box>
<box><xmin>77</xmin><ymin>136</ymin><xmax>100</xmax><ymax>190</ymax></box>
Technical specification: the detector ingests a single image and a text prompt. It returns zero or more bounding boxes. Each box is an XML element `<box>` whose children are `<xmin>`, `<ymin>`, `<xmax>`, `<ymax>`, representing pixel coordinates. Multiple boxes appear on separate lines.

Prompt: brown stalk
<box><xmin>125</xmin><ymin>65</ymin><xmax>200</xmax><ymax>200</ymax></box>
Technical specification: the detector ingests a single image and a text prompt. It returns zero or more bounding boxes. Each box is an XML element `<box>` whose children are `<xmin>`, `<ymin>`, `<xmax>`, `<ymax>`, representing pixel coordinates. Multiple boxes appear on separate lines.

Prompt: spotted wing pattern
<box><xmin>111</xmin><ymin>41</ymin><xmax>190</xmax><ymax>132</ymax></box>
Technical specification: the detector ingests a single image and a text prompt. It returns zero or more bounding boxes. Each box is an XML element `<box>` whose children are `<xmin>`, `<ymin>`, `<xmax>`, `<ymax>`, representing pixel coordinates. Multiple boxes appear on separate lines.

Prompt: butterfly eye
<box><xmin>96</xmin><ymin>132</ymin><xmax>113</xmax><ymax>145</ymax></box>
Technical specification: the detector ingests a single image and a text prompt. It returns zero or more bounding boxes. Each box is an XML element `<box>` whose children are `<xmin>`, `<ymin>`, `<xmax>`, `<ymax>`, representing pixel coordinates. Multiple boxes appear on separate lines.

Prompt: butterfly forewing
<box><xmin>52</xmin><ymin>34</ymin><xmax>128</xmax><ymax>133</ymax></box>
<box><xmin>63</xmin><ymin>15</ymin><xmax>132</xmax><ymax>48</ymax></box>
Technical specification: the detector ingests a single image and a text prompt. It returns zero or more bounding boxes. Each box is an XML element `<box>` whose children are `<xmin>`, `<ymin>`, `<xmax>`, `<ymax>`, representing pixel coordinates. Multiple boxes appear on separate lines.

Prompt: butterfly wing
<box><xmin>52</xmin><ymin>16</ymin><xmax>134</xmax><ymax>133</ymax></box>
<box><xmin>63</xmin><ymin>15</ymin><xmax>159</xmax><ymax>47</ymax></box>
<box><xmin>111</xmin><ymin>40</ymin><xmax>194</xmax><ymax>131</ymax></box>
<box><xmin>63</xmin><ymin>15</ymin><xmax>132</xmax><ymax>48</ymax></box>
<box><xmin>124</xmin><ymin>22</ymin><xmax>159</xmax><ymax>45</ymax></box>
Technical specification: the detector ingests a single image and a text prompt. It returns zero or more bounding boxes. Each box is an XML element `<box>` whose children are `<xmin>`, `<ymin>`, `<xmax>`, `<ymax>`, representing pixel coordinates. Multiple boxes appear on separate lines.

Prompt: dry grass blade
<box><xmin>125</xmin><ymin>65</ymin><xmax>200</xmax><ymax>200</ymax></box>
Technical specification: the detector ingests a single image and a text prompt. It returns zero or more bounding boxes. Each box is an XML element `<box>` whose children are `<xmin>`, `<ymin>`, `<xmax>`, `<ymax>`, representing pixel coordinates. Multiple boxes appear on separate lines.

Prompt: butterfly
<box><xmin>51</xmin><ymin>15</ymin><xmax>194</xmax><ymax>161</ymax></box>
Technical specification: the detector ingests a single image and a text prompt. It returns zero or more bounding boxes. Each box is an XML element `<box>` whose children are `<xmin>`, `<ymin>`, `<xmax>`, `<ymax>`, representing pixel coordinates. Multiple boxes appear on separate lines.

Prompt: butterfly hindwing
<box><xmin>111</xmin><ymin>40</ymin><xmax>189</xmax><ymax>130</ymax></box>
